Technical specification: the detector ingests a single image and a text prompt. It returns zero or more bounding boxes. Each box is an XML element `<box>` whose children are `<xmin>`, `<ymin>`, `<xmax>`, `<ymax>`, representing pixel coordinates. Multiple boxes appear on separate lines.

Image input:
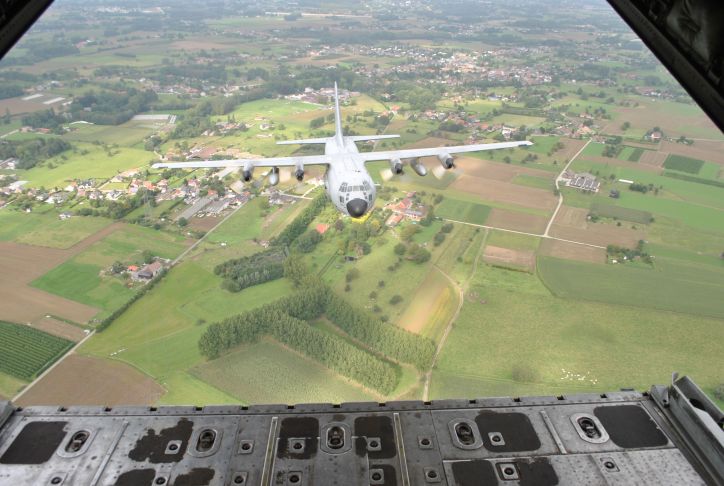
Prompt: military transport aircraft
<box><xmin>152</xmin><ymin>83</ymin><xmax>532</xmax><ymax>218</ymax></box>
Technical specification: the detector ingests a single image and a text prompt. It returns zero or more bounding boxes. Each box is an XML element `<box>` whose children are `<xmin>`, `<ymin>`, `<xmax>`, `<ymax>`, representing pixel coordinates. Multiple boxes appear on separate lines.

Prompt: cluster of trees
<box><xmin>629</xmin><ymin>182</ymin><xmax>659</xmax><ymax>194</ymax></box>
<box><xmin>0</xmin><ymin>138</ymin><xmax>71</xmax><ymax>170</ymax></box>
<box><xmin>198</xmin><ymin>283</ymin><xmax>411</xmax><ymax>394</ymax></box>
<box><xmin>214</xmin><ymin>248</ymin><xmax>286</xmax><ymax>292</ymax></box>
<box><xmin>389</xmin><ymin>81</ymin><xmax>442</xmax><ymax>110</ymax></box>
<box><xmin>21</xmin><ymin>109</ymin><xmax>66</xmax><ymax>131</ymax></box>
<box><xmin>202</xmin><ymin>309</ymin><xmax>398</xmax><ymax>394</ymax></box>
<box><xmin>602</xmin><ymin>136</ymin><xmax>624</xmax><ymax>158</ymax></box>
<box><xmin>433</xmin><ymin>222</ymin><xmax>454</xmax><ymax>247</ymax></box>
<box><xmin>272</xmin><ymin>194</ymin><xmax>327</xmax><ymax>247</ymax></box>
<box><xmin>0</xmin><ymin>85</ymin><xmax>23</xmax><ymax>100</ymax></box>
<box><xmin>294</xmin><ymin>230</ymin><xmax>322</xmax><ymax>253</ymax></box>
<box><xmin>70</xmin><ymin>89</ymin><xmax>158</xmax><ymax>125</ymax></box>
<box><xmin>171</xmin><ymin>90</ymin><xmax>266</xmax><ymax>139</ymax></box>
<box><xmin>393</xmin><ymin>238</ymin><xmax>431</xmax><ymax>264</ymax></box>
<box><xmin>606</xmin><ymin>241</ymin><xmax>653</xmax><ymax>264</ymax></box>
<box><xmin>1</xmin><ymin>40</ymin><xmax>78</xmax><ymax>66</ymax></box>
<box><xmin>198</xmin><ymin>280</ymin><xmax>436</xmax><ymax>371</ymax></box>
<box><xmin>159</xmin><ymin>63</ymin><xmax>228</xmax><ymax>85</ymax></box>
<box><xmin>309</xmin><ymin>116</ymin><xmax>326</xmax><ymax>129</ymax></box>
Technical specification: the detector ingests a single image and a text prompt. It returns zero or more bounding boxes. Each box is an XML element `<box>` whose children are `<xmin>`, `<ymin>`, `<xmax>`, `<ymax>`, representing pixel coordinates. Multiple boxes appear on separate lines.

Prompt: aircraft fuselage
<box><xmin>323</xmin><ymin>135</ymin><xmax>376</xmax><ymax>218</ymax></box>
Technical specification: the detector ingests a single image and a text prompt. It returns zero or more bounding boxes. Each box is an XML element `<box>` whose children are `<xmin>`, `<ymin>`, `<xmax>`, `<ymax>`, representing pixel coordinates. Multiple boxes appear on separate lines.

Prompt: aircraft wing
<box><xmin>359</xmin><ymin>140</ymin><xmax>533</xmax><ymax>162</ymax></box>
<box><xmin>152</xmin><ymin>154</ymin><xmax>335</xmax><ymax>170</ymax></box>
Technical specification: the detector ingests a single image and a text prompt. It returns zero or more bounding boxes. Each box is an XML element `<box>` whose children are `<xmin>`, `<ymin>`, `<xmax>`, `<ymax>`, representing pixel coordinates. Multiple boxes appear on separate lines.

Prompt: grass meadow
<box><xmin>435</xmin><ymin>197</ymin><xmax>491</xmax><ymax>225</ymax></box>
<box><xmin>537</xmin><ymin>256</ymin><xmax>724</xmax><ymax>319</ymax></box>
<box><xmin>20</xmin><ymin>142</ymin><xmax>154</xmax><ymax>188</ymax></box>
<box><xmin>192</xmin><ymin>339</ymin><xmax>375</xmax><ymax>404</ymax></box>
<box><xmin>31</xmin><ymin>225</ymin><xmax>188</xmax><ymax>318</ymax></box>
<box><xmin>0</xmin><ymin>209</ymin><xmax>110</xmax><ymax>248</ymax></box>
<box><xmin>431</xmin><ymin>265</ymin><xmax>724</xmax><ymax>400</ymax></box>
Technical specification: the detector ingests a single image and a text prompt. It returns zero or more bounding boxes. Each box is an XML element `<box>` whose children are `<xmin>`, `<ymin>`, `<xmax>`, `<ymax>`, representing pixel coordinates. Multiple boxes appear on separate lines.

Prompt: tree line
<box><xmin>271</xmin><ymin>194</ymin><xmax>327</xmax><ymax>247</ymax></box>
<box><xmin>199</xmin><ymin>306</ymin><xmax>398</xmax><ymax>394</ymax></box>
<box><xmin>70</xmin><ymin>89</ymin><xmax>158</xmax><ymax>125</ymax></box>
<box><xmin>214</xmin><ymin>248</ymin><xmax>286</xmax><ymax>292</ymax></box>
<box><xmin>0</xmin><ymin>138</ymin><xmax>72</xmax><ymax>170</ymax></box>
<box><xmin>199</xmin><ymin>280</ymin><xmax>435</xmax><ymax>373</ymax></box>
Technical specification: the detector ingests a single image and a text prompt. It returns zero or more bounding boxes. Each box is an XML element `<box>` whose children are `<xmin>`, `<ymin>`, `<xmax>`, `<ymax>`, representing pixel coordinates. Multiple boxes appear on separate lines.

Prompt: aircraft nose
<box><xmin>346</xmin><ymin>198</ymin><xmax>368</xmax><ymax>218</ymax></box>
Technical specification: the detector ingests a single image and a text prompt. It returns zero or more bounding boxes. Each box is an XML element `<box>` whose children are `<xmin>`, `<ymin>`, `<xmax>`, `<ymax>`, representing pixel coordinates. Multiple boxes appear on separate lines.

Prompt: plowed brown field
<box><xmin>16</xmin><ymin>355</ymin><xmax>163</xmax><ymax>406</ymax></box>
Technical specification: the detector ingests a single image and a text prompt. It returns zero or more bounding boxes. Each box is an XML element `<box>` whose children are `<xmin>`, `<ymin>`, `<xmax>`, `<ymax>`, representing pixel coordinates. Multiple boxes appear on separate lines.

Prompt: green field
<box><xmin>582</xmin><ymin>142</ymin><xmax>606</xmax><ymax>157</ymax></box>
<box><xmin>435</xmin><ymin>197</ymin><xmax>491</xmax><ymax>225</ymax></box>
<box><xmin>32</xmin><ymin>261</ymin><xmax>133</xmax><ymax>316</ymax></box>
<box><xmin>431</xmin><ymin>265</ymin><xmax>724</xmax><ymax>399</ymax></box>
<box><xmin>19</xmin><ymin>142</ymin><xmax>154</xmax><ymax>188</ymax></box>
<box><xmin>486</xmin><ymin>230</ymin><xmax>541</xmax><ymax>251</ymax></box>
<box><xmin>80</xmin><ymin>260</ymin><xmax>301</xmax><ymax>403</ymax></box>
<box><xmin>538</xmin><ymin>256</ymin><xmax>724</xmax><ymax>319</ymax></box>
<box><xmin>192</xmin><ymin>340</ymin><xmax>376</xmax><ymax>404</ymax></box>
<box><xmin>0</xmin><ymin>210</ymin><xmax>110</xmax><ymax>249</ymax></box>
<box><xmin>569</xmin><ymin>159</ymin><xmax>724</xmax><ymax>213</ymax></box>
<box><xmin>0</xmin><ymin>321</ymin><xmax>73</xmax><ymax>381</ymax></box>
<box><xmin>0</xmin><ymin>371</ymin><xmax>26</xmax><ymax>400</ymax></box>
<box><xmin>511</xmin><ymin>174</ymin><xmax>554</xmax><ymax>190</ymax></box>
<box><xmin>627</xmin><ymin>147</ymin><xmax>645</xmax><ymax>162</ymax></box>
<box><xmin>590</xmin><ymin>202</ymin><xmax>652</xmax><ymax>224</ymax></box>
<box><xmin>31</xmin><ymin>225</ymin><xmax>188</xmax><ymax>318</ymax></box>
<box><xmin>65</xmin><ymin>123</ymin><xmax>155</xmax><ymax>146</ymax></box>
<box><xmin>319</xmin><ymin>235</ymin><xmax>433</xmax><ymax>323</ymax></box>
<box><xmin>663</xmin><ymin>154</ymin><xmax>705</xmax><ymax>174</ymax></box>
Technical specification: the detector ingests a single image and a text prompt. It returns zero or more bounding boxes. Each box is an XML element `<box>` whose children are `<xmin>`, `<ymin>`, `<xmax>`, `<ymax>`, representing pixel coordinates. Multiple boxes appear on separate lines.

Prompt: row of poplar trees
<box><xmin>198</xmin><ymin>282</ymin><xmax>435</xmax><ymax>395</ymax></box>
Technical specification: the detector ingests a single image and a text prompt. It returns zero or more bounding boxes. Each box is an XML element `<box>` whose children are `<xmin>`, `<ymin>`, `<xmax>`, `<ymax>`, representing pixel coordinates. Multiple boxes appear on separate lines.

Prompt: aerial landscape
<box><xmin>0</xmin><ymin>0</ymin><xmax>722</xmax><ymax>409</ymax></box>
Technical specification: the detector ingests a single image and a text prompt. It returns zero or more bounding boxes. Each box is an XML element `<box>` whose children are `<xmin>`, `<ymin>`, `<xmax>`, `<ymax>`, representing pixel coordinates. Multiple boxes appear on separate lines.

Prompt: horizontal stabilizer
<box><xmin>347</xmin><ymin>134</ymin><xmax>400</xmax><ymax>142</ymax></box>
<box><xmin>276</xmin><ymin>137</ymin><xmax>330</xmax><ymax>145</ymax></box>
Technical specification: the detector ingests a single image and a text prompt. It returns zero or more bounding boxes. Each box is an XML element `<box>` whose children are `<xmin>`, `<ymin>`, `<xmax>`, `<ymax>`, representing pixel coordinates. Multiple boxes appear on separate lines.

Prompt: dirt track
<box><xmin>16</xmin><ymin>354</ymin><xmax>164</xmax><ymax>406</ymax></box>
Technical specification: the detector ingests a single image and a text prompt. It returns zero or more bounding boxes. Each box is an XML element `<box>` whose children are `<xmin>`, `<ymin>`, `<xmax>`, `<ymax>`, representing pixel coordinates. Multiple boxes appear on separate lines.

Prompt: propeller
<box><xmin>431</xmin><ymin>164</ymin><xmax>447</xmax><ymax>180</ymax></box>
<box><xmin>380</xmin><ymin>168</ymin><xmax>394</xmax><ymax>181</ymax></box>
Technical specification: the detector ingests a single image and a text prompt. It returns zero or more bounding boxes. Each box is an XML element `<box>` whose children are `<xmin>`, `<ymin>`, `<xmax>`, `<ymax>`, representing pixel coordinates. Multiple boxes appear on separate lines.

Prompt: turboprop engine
<box><xmin>438</xmin><ymin>153</ymin><xmax>454</xmax><ymax>169</ymax></box>
<box><xmin>268</xmin><ymin>167</ymin><xmax>279</xmax><ymax>186</ymax></box>
<box><xmin>242</xmin><ymin>161</ymin><xmax>254</xmax><ymax>182</ymax></box>
<box><xmin>410</xmin><ymin>158</ymin><xmax>427</xmax><ymax>176</ymax></box>
<box><xmin>389</xmin><ymin>158</ymin><xmax>403</xmax><ymax>175</ymax></box>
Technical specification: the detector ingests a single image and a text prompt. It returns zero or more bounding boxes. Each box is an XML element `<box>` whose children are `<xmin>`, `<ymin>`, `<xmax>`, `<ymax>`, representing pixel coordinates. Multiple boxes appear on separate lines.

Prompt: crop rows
<box><xmin>0</xmin><ymin>321</ymin><xmax>73</xmax><ymax>380</ymax></box>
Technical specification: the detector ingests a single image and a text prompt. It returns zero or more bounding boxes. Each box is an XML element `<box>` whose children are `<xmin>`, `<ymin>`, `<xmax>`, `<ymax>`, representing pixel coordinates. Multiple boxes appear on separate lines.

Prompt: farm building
<box><xmin>136</xmin><ymin>261</ymin><xmax>163</xmax><ymax>280</ymax></box>
<box><xmin>567</xmin><ymin>172</ymin><xmax>600</xmax><ymax>192</ymax></box>
<box><xmin>205</xmin><ymin>199</ymin><xmax>230</xmax><ymax>215</ymax></box>
<box><xmin>386</xmin><ymin>213</ymin><xmax>404</xmax><ymax>227</ymax></box>
<box><xmin>384</xmin><ymin>193</ymin><xmax>429</xmax><ymax>222</ymax></box>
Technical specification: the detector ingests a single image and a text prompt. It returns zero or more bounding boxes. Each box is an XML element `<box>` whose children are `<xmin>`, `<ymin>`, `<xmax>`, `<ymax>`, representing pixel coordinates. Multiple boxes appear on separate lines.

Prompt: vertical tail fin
<box><xmin>334</xmin><ymin>82</ymin><xmax>343</xmax><ymax>141</ymax></box>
